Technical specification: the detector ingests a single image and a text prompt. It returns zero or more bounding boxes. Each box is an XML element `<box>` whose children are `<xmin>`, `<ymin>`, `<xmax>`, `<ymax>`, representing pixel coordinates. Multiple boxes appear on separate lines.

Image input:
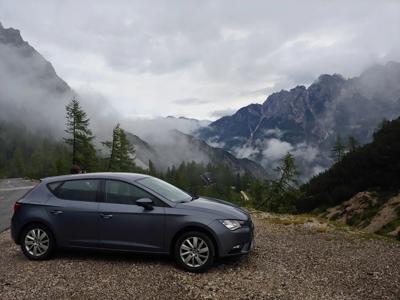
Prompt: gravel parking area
<box><xmin>0</xmin><ymin>212</ymin><xmax>399</xmax><ymax>299</ymax></box>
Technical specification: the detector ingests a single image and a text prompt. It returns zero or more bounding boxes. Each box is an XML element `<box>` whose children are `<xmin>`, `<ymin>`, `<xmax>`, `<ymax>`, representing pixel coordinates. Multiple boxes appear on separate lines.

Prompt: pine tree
<box><xmin>274</xmin><ymin>153</ymin><xmax>300</xmax><ymax>190</ymax></box>
<box><xmin>103</xmin><ymin>124</ymin><xmax>119</xmax><ymax>171</ymax></box>
<box><xmin>249</xmin><ymin>180</ymin><xmax>266</xmax><ymax>207</ymax></box>
<box><xmin>256</xmin><ymin>153</ymin><xmax>301</xmax><ymax>213</ymax></box>
<box><xmin>103</xmin><ymin>124</ymin><xmax>135</xmax><ymax>172</ymax></box>
<box><xmin>64</xmin><ymin>98</ymin><xmax>97</xmax><ymax>170</ymax></box>
<box><xmin>331</xmin><ymin>134</ymin><xmax>346</xmax><ymax>162</ymax></box>
<box><xmin>347</xmin><ymin>135</ymin><xmax>359</xmax><ymax>152</ymax></box>
<box><xmin>235</xmin><ymin>173</ymin><xmax>242</xmax><ymax>192</ymax></box>
<box><xmin>118</xmin><ymin>127</ymin><xmax>135</xmax><ymax>171</ymax></box>
<box><xmin>148</xmin><ymin>160</ymin><xmax>156</xmax><ymax>176</ymax></box>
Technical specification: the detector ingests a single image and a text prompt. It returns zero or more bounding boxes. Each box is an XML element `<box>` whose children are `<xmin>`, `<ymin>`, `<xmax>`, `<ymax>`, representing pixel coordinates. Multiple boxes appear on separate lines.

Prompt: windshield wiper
<box><xmin>191</xmin><ymin>195</ymin><xmax>199</xmax><ymax>201</ymax></box>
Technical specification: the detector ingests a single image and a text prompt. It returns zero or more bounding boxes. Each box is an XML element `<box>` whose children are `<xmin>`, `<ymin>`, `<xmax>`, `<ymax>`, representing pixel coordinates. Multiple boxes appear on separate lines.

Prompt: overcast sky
<box><xmin>0</xmin><ymin>0</ymin><xmax>399</xmax><ymax>120</ymax></box>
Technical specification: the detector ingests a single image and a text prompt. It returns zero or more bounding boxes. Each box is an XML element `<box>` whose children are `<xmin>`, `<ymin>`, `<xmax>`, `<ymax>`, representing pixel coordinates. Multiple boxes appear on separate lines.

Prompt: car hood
<box><xmin>178</xmin><ymin>196</ymin><xmax>249</xmax><ymax>220</ymax></box>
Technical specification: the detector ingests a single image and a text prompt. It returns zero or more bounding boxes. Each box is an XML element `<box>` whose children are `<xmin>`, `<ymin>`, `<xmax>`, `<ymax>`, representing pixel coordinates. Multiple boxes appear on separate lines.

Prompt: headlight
<box><xmin>220</xmin><ymin>220</ymin><xmax>243</xmax><ymax>231</ymax></box>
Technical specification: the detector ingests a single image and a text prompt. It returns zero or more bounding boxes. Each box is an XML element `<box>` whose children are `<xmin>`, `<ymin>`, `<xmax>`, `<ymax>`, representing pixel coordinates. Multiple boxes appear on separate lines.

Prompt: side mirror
<box><xmin>136</xmin><ymin>198</ymin><xmax>154</xmax><ymax>210</ymax></box>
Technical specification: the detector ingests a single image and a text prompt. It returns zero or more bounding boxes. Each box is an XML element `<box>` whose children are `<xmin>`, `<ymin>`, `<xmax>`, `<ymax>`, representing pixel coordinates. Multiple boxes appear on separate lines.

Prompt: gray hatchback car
<box><xmin>11</xmin><ymin>173</ymin><xmax>254</xmax><ymax>272</ymax></box>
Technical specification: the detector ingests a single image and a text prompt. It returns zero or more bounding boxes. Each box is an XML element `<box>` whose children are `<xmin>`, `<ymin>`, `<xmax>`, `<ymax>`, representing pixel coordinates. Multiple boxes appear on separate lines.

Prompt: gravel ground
<box><xmin>0</xmin><ymin>212</ymin><xmax>399</xmax><ymax>300</ymax></box>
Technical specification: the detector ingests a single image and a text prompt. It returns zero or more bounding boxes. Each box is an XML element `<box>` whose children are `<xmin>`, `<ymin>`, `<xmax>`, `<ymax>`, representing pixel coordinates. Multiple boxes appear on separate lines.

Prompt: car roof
<box><xmin>42</xmin><ymin>172</ymin><xmax>150</xmax><ymax>183</ymax></box>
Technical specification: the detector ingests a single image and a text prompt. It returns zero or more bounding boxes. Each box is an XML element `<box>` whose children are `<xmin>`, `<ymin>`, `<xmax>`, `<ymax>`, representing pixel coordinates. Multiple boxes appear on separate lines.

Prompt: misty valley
<box><xmin>0</xmin><ymin>21</ymin><xmax>400</xmax><ymax>240</ymax></box>
<box><xmin>1</xmin><ymin>1</ymin><xmax>400</xmax><ymax>298</ymax></box>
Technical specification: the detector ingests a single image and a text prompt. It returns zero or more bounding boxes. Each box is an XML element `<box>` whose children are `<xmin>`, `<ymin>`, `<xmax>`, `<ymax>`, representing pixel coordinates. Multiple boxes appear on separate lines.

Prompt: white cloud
<box><xmin>291</xmin><ymin>143</ymin><xmax>319</xmax><ymax>163</ymax></box>
<box><xmin>262</xmin><ymin>138</ymin><xmax>293</xmax><ymax>161</ymax></box>
<box><xmin>231</xmin><ymin>137</ymin><xmax>328</xmax><ymax>180</ymax></box>
<box><xmin>0</xmin><ymin>0</ymin><xmax>399</xmax><ymax>119</ymax></box>
<box><xmin>234</xmin><ymin>144</ymin><xmax>259</xmax><ymax>159</ymax></box>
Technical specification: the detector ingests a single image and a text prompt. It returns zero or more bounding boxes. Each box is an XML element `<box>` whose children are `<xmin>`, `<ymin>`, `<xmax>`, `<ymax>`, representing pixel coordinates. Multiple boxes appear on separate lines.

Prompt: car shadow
<box><xmin>51</xmin><ymin>248</ymin><xmax>250</xmax><ymax>270</ymax></box>
<box><xmin>53</xmin><ymin>248</ymin><xmax>173</xmax><ymax>266</ymax></box>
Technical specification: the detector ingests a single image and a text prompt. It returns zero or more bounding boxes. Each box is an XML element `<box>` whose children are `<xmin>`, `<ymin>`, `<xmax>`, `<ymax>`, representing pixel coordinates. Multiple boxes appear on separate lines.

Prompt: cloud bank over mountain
<box><xmin>0</xmin><ymin>22</ymin><xmax>267</xmax><ymax>179</ymax></box>
<box><xmin>1</xmin><ymin>0</ymin><xmax>399</xmax><ymax>119</ymax></box>
<box><xmin>199</xmin><ymin>62</ymin><xmax>400</xmax><ymax>180</ymax></box>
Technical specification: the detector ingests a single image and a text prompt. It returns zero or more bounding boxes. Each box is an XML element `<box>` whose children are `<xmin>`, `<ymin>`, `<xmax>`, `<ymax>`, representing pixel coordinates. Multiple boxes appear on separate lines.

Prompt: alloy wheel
<box><xmin>24</xmin><ymin>228</ymin><xmax>50</xmax><ymax>257</ymax></box>
<box><xmin>179</xmin><ymin>236</ymin><xmax>209</xmax><ymax>268</ymax></box>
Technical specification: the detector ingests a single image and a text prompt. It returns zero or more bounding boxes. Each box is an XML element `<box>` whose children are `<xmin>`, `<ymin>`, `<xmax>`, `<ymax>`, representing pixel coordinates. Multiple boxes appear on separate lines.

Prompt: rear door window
<box><xmin>56</xmin><ymin>179</ymin><xmax>100</xmax><ymax>202</ymax></box>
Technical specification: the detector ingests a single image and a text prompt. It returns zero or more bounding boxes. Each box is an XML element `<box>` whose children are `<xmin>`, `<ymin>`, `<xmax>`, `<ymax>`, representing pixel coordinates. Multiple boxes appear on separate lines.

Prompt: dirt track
<box><xmin>0</xmin><ymin>212</ymin><xmax>399</xmax><ymax>299</ymax></box>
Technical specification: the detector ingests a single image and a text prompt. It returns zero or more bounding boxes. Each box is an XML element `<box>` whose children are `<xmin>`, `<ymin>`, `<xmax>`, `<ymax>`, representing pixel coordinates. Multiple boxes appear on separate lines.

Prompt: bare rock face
<box><xmin>365</xmin><ymin>195</ymin><xmax>400</xmax><ymax>233</ymax></box>
<box><xmin>326</xmin><ymin>191</ymin><xmax>378</xmax><ymax>223</ymax></box>
<box><xmin>326</xmin><ymin>191</ymin><xmax>400</xmax><ymax>236</ymax></box>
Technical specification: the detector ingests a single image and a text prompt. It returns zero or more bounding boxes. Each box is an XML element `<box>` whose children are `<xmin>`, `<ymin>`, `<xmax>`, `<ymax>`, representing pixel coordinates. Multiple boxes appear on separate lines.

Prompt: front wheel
<box><xmin>20</xmin><ymin>224</ymin><xmax>55</xmax><ymax>260</ymax></box>
<box><xmin>174</xmin><ymin>231</ymin><xmax>215</xmax><ymax>273</ymax></box>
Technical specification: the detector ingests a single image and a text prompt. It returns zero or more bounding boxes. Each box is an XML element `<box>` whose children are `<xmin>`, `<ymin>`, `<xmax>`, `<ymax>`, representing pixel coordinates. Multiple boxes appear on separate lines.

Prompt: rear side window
<box><xmin>55</xmin><ymin>179</ymin><xmax>100</xmax><ymax>202</ymax></box>
<box><xmin>47</xmin><ymin>182</ymin><xmax>62</xmax><ymax>192</ymax></box>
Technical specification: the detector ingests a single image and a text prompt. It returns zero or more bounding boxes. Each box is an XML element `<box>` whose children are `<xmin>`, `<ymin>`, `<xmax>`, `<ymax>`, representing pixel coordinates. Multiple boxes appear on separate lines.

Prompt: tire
<box><xmin>174</xmin><ymin>231</ymin><xmax>215</xmax><ymax>273</ymax></box>
<box><xmin>20</xmin><ymin>224</ymin><xmax>55</xmax><ymax>260</ymax></box>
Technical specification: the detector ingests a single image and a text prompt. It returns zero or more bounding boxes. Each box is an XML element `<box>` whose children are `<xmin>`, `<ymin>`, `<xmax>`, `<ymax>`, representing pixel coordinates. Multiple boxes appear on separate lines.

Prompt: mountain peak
<box><xmin>316</xmin><ymin>73</ymin><xmax>345</xmax><ymax>84</ymax></box>
<box><xmin>0</xmin><ymin>21</ymin><xmax>73</xmax><ymax>131</ymax></box>
<box><xmin>0</xmin><ymin>22</ymin><xmax>25</xmax><ymax>46</ymax></box>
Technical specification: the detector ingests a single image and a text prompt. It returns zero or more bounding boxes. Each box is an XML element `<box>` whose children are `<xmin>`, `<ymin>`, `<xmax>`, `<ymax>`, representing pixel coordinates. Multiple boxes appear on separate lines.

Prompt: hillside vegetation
<box><xmin>299</xmin><ymin>117</ymin><xmax>400</xmax><ymax>212</ymax></box>
<box><xmin>297</xmin><ymin>117</ymin><xmax>400</xmax><ymax>237</ymax></box>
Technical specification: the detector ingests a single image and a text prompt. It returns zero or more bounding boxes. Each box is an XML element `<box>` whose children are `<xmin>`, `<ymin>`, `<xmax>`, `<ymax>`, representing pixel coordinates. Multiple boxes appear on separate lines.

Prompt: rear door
<box><xmin>98</xmin><ymin>179</ymin><xmax>166</xmax><ymax>252</ymax></box>
<box><xmin>46</xmin><ymin>179</ymin><xmax>101</xmax><ymax>247</ymax></box>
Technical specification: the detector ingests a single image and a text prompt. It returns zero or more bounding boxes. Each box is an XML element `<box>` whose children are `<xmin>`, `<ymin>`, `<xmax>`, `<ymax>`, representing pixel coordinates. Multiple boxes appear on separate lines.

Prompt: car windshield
<box><xmin>137</xmin><ymin>177</ymin><xmax>191</xmax><ymax>202</ymax></box>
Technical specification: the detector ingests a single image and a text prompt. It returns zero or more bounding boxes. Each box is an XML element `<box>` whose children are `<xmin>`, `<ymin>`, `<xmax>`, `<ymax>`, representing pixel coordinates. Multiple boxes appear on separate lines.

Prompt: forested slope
<box><xmin>298</xmin><ymin>117</ymin><xmax>400</xmax><ymax>212</ymax></box>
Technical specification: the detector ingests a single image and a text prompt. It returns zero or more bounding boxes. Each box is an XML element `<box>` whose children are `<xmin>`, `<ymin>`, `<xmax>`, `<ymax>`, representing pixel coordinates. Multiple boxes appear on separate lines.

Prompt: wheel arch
<box><xmin>17</xmin><ymin>219</ymin><xmax>57</xmax><ymax>246</ymax></box>
<box><xmin>170</xmin><ymin>224</ymin><xmax>219</xmax><ymax>257</ymax></box>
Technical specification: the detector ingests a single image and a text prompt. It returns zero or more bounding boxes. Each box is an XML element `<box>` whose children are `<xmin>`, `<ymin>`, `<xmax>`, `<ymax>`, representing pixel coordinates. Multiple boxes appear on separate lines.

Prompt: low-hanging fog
<box><xmin>1</xmin><ymin>0</ymin><xmax>400</xmax><ymax>180</ymax></box>
<box><xmin>2</xmin><ymin>27</ymin><xmax>400</xmax><ymax>180</ymax></box>
<box><xmin>0</xmin><ymin>30</ymin><xmax>215</xmax><ymax>172</ymax></box>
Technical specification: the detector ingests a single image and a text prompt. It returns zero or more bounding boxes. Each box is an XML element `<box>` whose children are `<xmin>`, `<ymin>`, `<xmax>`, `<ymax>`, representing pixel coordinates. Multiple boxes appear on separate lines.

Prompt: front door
<box><xmin>98</xmin><ymin>179</ymin><xmax>165</xmax><ymax>252</ymax></box>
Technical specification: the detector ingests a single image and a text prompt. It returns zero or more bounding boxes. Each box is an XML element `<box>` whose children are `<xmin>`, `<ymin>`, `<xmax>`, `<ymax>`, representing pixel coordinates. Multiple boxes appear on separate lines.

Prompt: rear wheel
<box><xmin>174</xmin><ymin>231</ymin><xmax>215</xmax><ymax>273</ymax></box>
<box><xmin>20</xmin><ymin>224</ymin><xmax>55</xmax><ymax>260</ymax></box>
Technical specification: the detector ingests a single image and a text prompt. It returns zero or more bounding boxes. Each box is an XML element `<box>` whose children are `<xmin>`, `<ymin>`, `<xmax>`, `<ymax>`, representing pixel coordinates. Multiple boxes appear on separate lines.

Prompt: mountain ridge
<box><xmin>0</xmin><ymin>22</ymin><xmax>70</xmax><ymax>94</ymax></box>
<box><xmin>198</xmin><ymin>62</ymin><xmax>400</xmax><ymax>178</ymax></box>
<box><xmin>0</xmin><ymin>22</ymin><xmax>73</xmax><ymax>134</ymax></box>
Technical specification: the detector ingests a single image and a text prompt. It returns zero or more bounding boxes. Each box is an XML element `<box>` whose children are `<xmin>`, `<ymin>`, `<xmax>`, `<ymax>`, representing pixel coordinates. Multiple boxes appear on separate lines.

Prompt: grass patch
<box><xmin>377</xmin><ymin>218</ymin><xmax>400</xmax><ymax>236</ymax></box>
<box><xmin>314</xmin><ymin>227</ymin><xmax>330</xmax><ymax>233</ymax></box>
<box><xmin>376</xmin><ymin>204</ymin><xmax>400</xmax><ymax>236</ymax></box>
<box><xmin>265</xmin><ymin>214</ymin><xmax>329</xmax><ymax>227</ymax></box>
<box><xmin>266</xmin><ymin>217</ymin><xmax>306</xmax><ymax>226</ymax></box>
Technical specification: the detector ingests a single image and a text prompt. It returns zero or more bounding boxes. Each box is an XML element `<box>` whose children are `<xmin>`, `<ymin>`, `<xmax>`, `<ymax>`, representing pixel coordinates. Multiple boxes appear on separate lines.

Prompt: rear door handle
<box><xmin>50</xmin><ymin>210</ymin><xmax>63</xmax><ymax>215</ymax></box>
<box><xmin>100</xmin><ymin>214</ymin><xmax>113</xmax><ymax>219</ymax></box>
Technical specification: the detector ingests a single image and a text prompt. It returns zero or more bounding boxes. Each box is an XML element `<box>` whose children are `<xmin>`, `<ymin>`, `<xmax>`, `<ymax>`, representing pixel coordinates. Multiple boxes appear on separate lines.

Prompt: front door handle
<box><xmin>50</xmin><ymin>210</ymin><xmax>64</xmax><ymax>215</ymax></box>
<box><xmin>100</xmin><ymin>214</ymin><xmax>113</xmax><ymax>219</ymax></box>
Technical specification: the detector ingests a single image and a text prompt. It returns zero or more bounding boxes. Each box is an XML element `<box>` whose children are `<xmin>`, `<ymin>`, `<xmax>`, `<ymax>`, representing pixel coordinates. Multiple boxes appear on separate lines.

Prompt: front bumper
<box><xmin>210</xmin><ymin>218</ymin><xmax>255</xmax><ymax>257</ymax></box>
